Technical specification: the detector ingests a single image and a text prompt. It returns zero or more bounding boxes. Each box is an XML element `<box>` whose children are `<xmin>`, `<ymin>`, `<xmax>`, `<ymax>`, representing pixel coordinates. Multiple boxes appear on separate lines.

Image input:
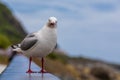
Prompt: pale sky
<box><xmin>1</xmin><ymin>0</ymin><xmax>120</xmax><ymax>63</ymax></box>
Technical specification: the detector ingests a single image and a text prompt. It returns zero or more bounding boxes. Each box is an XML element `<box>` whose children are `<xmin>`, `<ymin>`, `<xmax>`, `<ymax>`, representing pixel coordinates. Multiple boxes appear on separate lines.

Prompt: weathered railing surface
<box><xmin>0</xmin><ymin>55</ymin><xmax>60</xmax><ymax>80</ymax></box>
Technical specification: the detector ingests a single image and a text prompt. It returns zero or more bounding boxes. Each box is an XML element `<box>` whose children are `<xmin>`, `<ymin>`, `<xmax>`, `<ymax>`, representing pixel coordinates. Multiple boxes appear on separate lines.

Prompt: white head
<box><xmin>47</xmin><ymin>17</ymin><xmax>57</xmax><ymax>28</ymax></box>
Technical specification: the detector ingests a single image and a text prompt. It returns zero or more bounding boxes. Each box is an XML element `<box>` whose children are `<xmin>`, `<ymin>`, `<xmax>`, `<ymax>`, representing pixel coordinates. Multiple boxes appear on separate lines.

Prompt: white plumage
<box><xmin>12</xmin><ymin>17</ymin><xmax>57</xmax><ymax>73</ymax></box>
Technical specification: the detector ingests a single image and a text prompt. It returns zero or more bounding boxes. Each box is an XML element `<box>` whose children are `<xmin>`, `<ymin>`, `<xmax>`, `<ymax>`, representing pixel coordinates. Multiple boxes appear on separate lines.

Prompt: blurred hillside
<box><xmin>0</xmin><ymin>3</ymin><xmax>26</xmax><ymax>48</ymax></box>
<box><xmin>1</xmin><ymin>2</ymin><xmax>120</xmax><ymax>80</ymax></box>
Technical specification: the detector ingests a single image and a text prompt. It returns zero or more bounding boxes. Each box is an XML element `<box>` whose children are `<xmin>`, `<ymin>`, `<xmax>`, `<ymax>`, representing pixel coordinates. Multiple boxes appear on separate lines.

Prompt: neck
<box><xmin>37</xmin><ymin>23</ymin><xmax>57</xmax><ymax>34</ymax></box>
<box><xmin>39</xmin><ymin>24</ymin><xmax>57</xmax><ymax>39</ymax></box>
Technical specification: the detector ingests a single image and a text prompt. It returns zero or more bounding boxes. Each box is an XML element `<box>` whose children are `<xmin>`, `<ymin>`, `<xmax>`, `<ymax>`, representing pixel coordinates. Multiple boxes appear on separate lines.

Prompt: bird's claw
<box><xmin>39</xmin><ymin>69</ymin><xmax>47</xmax><ymax>73</ymax></box>
<box><xmin>26</xmin><ymin>69</ymin><xmax>37</xmax><ymax>73</ymax></box>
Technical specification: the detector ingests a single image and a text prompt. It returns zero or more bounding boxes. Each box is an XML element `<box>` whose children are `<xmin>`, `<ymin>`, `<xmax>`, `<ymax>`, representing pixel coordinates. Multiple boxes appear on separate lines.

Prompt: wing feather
<box><xmin>20</xmin><ymin>33</ymin><xmax>38</xmax><ymax>50</ymax></box>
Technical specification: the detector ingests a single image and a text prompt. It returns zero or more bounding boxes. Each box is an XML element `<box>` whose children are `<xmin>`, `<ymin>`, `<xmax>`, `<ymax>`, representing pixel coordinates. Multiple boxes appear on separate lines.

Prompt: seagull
<box><xmin>11</xmin><ymin>17</ymin><xmax>57</xmax><ymax>73</ymax></box>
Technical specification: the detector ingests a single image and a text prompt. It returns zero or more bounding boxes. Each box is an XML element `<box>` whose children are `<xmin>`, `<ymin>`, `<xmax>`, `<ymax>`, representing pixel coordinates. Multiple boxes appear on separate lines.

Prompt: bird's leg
<box><xmin>40</xmin><ymin>57</ymin><xmax>47</xmax><ymax>73</ymax></box>
<box><xmin>26</xmin><ymin>57</ymin><xmax>34</xmax><ymax>73</ymax></box>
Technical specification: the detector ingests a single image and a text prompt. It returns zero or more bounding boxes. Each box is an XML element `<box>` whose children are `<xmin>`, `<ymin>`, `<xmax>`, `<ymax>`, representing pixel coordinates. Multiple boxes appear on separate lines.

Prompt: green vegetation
<box><xmin>0</xmin><ymin>34</ymin><xmax>11</xmax><ymax>48</ymax></box>
<box><xmin>47</xmin><ymin>52</ymin><xmax>69</xmax><ymax>64</ymax></box>
<box><xmin>0</xmin><ymin>3</ymin><xmax>26</xmax><ymax>48</ymax></box>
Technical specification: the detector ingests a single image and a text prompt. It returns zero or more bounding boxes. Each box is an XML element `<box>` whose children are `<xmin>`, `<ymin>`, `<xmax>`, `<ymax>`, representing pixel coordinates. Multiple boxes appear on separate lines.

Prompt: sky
<box><xmin>1</xmin><ymin>0</ymin><xmax>120</xmax><ymax>63</ymax></box>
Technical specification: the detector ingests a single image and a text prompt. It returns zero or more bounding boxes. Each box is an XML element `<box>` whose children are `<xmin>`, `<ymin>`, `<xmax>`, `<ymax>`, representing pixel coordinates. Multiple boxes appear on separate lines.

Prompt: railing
<box><xmin>0</xmin><ymin>54</ymin><xmax>60</xmax><ymax>80</ymax></box>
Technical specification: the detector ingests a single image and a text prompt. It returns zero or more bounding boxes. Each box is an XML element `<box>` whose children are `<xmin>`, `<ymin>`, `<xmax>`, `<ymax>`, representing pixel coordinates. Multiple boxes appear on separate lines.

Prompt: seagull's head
<box><xmin>47</xmin><ymin>17</ymin><xmax>57</xmax><ymax>28</ymax></box>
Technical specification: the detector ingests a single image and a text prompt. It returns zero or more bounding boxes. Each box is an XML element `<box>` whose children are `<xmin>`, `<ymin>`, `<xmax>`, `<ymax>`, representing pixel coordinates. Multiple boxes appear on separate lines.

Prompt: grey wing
<box><xmin>20</xmin><ymin>33</ymin><xmax>38</xmax><ymax>50</ymax></box>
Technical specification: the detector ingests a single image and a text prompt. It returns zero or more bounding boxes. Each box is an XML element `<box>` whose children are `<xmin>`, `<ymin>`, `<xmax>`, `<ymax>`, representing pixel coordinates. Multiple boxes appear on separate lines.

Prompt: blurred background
<box><xmin>0</xmin><ymin>0</ymin><xmax>120</xmax><ymax>80</ymax></box>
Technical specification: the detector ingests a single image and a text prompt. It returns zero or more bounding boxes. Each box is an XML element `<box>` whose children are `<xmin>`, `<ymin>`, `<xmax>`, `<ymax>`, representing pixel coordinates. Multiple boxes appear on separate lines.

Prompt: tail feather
<box><xmin>11</xmin><ymin>44</ymin><xmax>22</xmax><ymax>53</ymax></box>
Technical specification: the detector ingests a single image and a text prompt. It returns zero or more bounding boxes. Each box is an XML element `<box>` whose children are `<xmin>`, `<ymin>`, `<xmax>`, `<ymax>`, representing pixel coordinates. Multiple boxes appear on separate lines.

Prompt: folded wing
<box><xmin>20</xmin><ymin>33</ymin><xmax>38</xmax><ymax>51</ymax></box>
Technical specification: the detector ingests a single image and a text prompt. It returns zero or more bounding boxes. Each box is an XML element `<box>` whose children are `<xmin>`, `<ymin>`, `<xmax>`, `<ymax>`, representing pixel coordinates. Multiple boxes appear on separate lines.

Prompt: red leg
<box><xmin>40</xmin><ymin>57</ymin><xmax>47</xmax><ymax>73</ymax></box>
<box><xmin>26</xmin><ymin>57</ymin><xmax>34</xmax><ymax>73</ymax></box>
